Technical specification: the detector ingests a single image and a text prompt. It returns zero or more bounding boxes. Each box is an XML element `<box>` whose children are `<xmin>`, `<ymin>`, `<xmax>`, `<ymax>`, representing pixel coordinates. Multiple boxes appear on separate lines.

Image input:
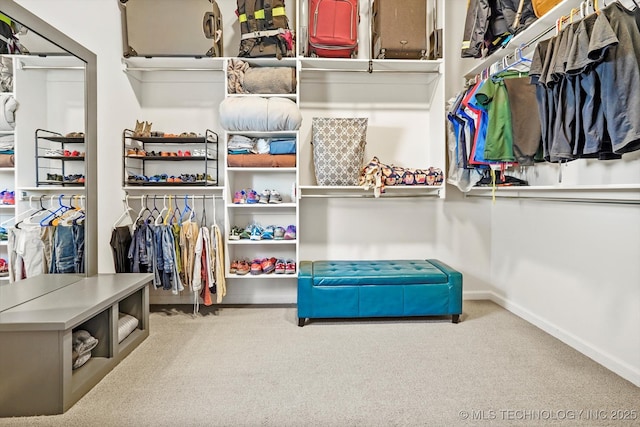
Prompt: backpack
<box><xmin>0</xmin><ymin>14</ymin><xmax>21</xmax><ymax>55</ymax></box>
<box><xmin>236</xmin><ymin>0</ymin><xmax>294</xmax><ymax>58</ymax></box>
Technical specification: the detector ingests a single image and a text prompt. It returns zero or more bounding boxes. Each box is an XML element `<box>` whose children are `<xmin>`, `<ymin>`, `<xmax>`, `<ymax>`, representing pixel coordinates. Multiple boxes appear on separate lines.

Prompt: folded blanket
<box><xmin>227</xmin><ymin>58</ymin><xmax>296</xmax><ymax>95</ymax></box>
<box><xmin>227</xmin><ymin>153</ymin><xmax>296</xmax><ymax>168</ymax></box>
<box><xmin>118</xmin><ymin>312</ymin><xmax>139</xmax><ymax>343</ymax></box>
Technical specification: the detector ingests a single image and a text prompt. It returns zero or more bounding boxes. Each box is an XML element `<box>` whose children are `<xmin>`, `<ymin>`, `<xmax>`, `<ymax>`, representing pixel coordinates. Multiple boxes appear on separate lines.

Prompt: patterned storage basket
<box><xmin>311</xmin><ymin>117</ymin><xmax>368</xmax><ymax>186</ymax></box>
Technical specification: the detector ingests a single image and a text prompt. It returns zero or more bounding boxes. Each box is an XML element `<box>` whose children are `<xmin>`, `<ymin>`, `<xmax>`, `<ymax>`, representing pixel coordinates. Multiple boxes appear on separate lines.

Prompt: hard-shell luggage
<box><xmin>237</xmin><ymin>0</ymin><xmax>294</xmax><ymax>58</ymax></box>
<box><xmin>372</xmin><ymin>0</ymin><xmax>428</xmax><ymax>60</ymax></box>
<box><xmin>308</xmin><ymin>0</ymin><xmax>359</xmax><ymax>58</ymax></box>
<box><xmin>119</xmin><ymin>0</ymin><xmax>223</xmax><ymax>58</ymax></box>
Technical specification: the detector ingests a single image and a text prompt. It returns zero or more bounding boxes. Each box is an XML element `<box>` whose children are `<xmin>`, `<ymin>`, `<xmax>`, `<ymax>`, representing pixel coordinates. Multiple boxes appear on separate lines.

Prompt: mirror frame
<box><xmin>0</xmin><ymin>0</ymin><xmax>96</xmax><ymax>276</ymax></box>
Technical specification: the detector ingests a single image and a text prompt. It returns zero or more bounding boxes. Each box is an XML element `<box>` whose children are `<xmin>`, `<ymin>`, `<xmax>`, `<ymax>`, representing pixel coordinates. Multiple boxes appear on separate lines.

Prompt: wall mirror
<box><xmin>0</xmin><ymin>0</ymin><xmax>96</xmax><ymax>312</ymax></box>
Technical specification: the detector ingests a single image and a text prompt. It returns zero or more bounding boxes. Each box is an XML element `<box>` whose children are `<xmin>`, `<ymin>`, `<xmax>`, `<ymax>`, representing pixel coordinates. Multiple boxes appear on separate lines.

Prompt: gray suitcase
<box><xmin>119</xmin><ymin>0</ymin><xmax>223</xmax><ymax>58</ymax></box>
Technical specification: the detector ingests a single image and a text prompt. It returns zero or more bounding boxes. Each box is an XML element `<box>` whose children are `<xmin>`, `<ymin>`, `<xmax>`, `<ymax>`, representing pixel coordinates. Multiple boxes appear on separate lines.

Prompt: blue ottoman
<box><xmin>297</xmin><ymin>259</ymin><xmax>462</xmax><ymax>326</ymax></box>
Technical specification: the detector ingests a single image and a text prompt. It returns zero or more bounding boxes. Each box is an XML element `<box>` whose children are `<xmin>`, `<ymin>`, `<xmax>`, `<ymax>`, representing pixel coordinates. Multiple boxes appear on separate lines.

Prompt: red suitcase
<box><xmin>308</xmin><ymin>0</ymin><xmax>358</xmax><ymax>58</ymax></box>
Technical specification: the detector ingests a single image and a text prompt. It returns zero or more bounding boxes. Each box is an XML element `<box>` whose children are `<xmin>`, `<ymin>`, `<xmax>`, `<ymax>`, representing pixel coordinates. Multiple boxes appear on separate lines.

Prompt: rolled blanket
<box><xmin>227</xmin><ymin>58</ymin><xmax>250</xmax><ymax>94</ymax></box>
<box><xmin>219</xmin><ymin>97</ymin><xmax>302</xmax><ymax>131</ymax></box>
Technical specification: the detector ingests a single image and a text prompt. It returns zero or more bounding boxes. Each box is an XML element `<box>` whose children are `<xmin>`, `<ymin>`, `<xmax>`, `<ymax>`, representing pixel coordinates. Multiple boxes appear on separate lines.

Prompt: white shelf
<box><xmin>464</xmin><ymin>184</ymin><xmax>640</xmax><ymax>204</ymax></box>
<box><xmin>0</xmin><ymin>205</ymin><xmax>15</xmax><ymax>210</ymax></box>
<box><xmin>299</xmin><ymin>185</ymin><xmax>444</xmax><ymax>198</ymax></box>
<box><xmin>123</xmin><ymin>186</ymin><xmax>223</xmax><ymax>193</ymax></box>
<box><xmin>122</xmin><ymin>56</ymin><xmax>226</xmax><ymax>72</ymax></box>
<box><xmin>19</xmin><ymin>186</ymin><xmax>85</xmax><ymax>192</ymax></box>
<box><xmin>11</xmin><ymin>54</ymin><xmax>85</xmax><ymax>70</ymax></box>
<box><xmin>464</xmin><ymin>0</ymin><xmax>582</xmax><ymax>78</ymax></box>
<box><xmin>228</xmin><ymin>203</ymin><xmax>297</xmax><ymax>209</ymax></box>
<box><xmin>299</xmin><ymin>58</ymin><xmax>442</xmax><ymax>74</ymax></box>
<box><xmin>227</xmin><ymin>167</ymin><xmax>296</xmax><ymax>173</ymax></box>
<box><xmin>228</xmin><ymin>240</ymin><xmax>297</xmax><ymax>245</ymax></box>
<box><xmin>0</xmin><ymin>168</ymin><xmax>15</xmax><ymax>172</ymax></box>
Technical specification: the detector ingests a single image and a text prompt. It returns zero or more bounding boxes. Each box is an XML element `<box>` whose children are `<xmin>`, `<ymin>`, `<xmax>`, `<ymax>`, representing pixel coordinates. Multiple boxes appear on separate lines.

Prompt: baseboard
<box><xmin>463</xmin><ymin>290</ymin><xmax>494</xmax><ymax>300</ymax></box>
<box><xmin>487</xmin><ymin>291</ymin><xmax>640</xmax><ymax>387</ymax></box>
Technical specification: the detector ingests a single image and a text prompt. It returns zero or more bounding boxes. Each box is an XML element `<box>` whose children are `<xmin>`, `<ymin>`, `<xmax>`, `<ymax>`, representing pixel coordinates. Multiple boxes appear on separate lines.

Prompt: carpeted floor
<box><xmin>0</xmin><ymin>300</ymin><xmax>638</xmax><ymax>427</ymax></box>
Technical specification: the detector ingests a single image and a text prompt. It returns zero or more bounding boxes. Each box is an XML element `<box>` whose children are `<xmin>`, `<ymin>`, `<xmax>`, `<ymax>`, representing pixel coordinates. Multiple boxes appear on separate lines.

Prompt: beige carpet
<box><xmin>0</xmin><ymin>300</ymin><xmax>638</xmax><ymax>427</ymax></box>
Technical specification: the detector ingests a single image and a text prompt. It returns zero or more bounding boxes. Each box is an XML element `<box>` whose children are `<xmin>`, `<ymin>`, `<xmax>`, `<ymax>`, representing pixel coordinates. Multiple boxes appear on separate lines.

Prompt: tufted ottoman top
<box><xmin>311</xmin><ymin>260</ymin><xmax>448</xmax><ymax>286</ymax></box>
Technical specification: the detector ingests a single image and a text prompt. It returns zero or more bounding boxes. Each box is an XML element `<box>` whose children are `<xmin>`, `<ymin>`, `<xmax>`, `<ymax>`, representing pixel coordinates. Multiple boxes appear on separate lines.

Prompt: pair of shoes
<box><xmin>63</xmin><ymin>150</ymin><xmax>82</xmax><ymax>157</ymax></box>
<box><xmin>45</xmin><ymin>149</ymin><xmax>64</xmax><ymax>157</ymax></box>
<box><xmin>284</xmin><ymin>225</ymin><xmax>296</xmax><ymax>240</ymax></box>
<box><xmin>233</xmin><ymin>188</ymin><xmax>258</xmax><ymax>204</ymax></box>
<box><xmin>65</xmin><ymin>131</ymin><xmax>84</xmax><ymax>138</ymax></box>
<box><xmin>133</xmin><ymin>120</ymin><xmax>152</xmax><ymax>138</ymax></box>
<box><xmin>47</xmin><ymin>173</ymin><xmax>63</xmax><ymax>182</ymax></box>
<box><xmin>258</xmin><ymin>189</ymin><xmax>283</xmax><ymax>204</ymax></box>
<box><xmin>127</xmin><ymin>147</ymin><xmax>146</xmax><ymax>157</ymax></box>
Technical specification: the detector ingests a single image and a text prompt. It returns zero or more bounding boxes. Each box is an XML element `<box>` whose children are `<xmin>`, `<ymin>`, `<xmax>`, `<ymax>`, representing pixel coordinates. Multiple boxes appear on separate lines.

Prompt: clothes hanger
<box><xmin>113</xmin><ymin>194</ymin><xmax>134</xmax><ymax>228</ymax></box>
<box><xmin>188</xmin><ymin>195</ymin><xmax>196</xmax><ymax>222</ymax></box>
<box><xmin>146</xmin><ymin>195</ymin><xmax>161</xmax><ymax>223</ymax></box>
<box><xmin>0</xmin><ymin>195</ymin><xmax>37</xmax><ymax>227</ymax></box>
<box><xmin>201</xmin><ymin>196</ymin><xmax>207</xmax><ymax>228</ymax></box>
<box><xmin>162</xmin><ymin>195</ymin><xmax>173</xmax><ymax>226</ymax></box>
<box><xmin>155</xmin><ymin>195</ymin><xmax>168</xmax><ymax>226</ymax></box>
<box><xmin>181</xmin><ymin>194</ymin><xmax>192</xmax><ymax>223</ymax></box>
<box><xmin>48</xmin><ymin>195</ymin><xmax>74</xmax><ymax>226</ymax></box>
<box><xmin>170</xmin><ymin>194</ymin><xmax>182</xmax><ymax>225</ymax></box>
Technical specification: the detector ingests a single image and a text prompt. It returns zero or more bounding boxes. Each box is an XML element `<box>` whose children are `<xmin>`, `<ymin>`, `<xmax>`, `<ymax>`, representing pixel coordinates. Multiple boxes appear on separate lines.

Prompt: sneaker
<box><xmin>285</xmin><ymin>259</ymin><xmax>296</xmax><ymax>275</ymax></box>
<box><xmin>239</xmin><ymin>224</ymin><xmax>253</xmax><ymax>240</ymax></box>
<box><xmin>250</xmin><ymin>259</ymin><xmax>263</xmax><ymax>275</ymax></box>
<box><xmin>261</xmin><ymin>257</ymin><xmax>276</xmax><ymax>274</ymax></box>
<box><xmin>261</xmin><ymin>225</ymin><xmax>275</xmax><ymax>240</ymax></box>
<box><xmin>258</xmin><ymin>189</ymin><xmax>270</xmax><ymax>204</ymax></box>
<box><xmin>229</xmin><ymin>226</ymin><xmax>243</xmax><ymax>240</ymax></box>
<box><xmin>284</xmin><ymin>225</ymin><xmax>296</xmax><ymax>240</ymax></box>
<box><xmin>236</xmin><ymin>260</ymin><xmax>250</xmax><ymax>275</ymax></box>
<box><xmin>250</xmin><ymin>223</ymin><xmax>263</xmax><ymax>241</ymax></box>
<box><xmin>2</xmin><ymin>191</ymin><xmax>14</xmax><ymax>205</ymax></box>
<box><xmin>274</xmin><ymin>259</ymin><xmax>286</xmax><ymax>274</ymax></box>
<box><xmin>274</xmin><ymin>226</ymin><xmax>285</xmax><ymax>240</ymax></box>
<box><xmin>246</xmin><ymin>189</ymin><xmax>260</xmax><ymax>204</ymax></box>
<box><xmin>229</xmin><ymin>260</ymin><xmax>239</xmax><ymax>274</ymax></box>
<box><xmin>268</xmin><ymin>190</ymin><xmax>283</xmax><ymax>204</ymax></box>
<box><xmin>233</xmin><ymin>190</ymin><xmax>246</xmax><ymax>204</ymax></box>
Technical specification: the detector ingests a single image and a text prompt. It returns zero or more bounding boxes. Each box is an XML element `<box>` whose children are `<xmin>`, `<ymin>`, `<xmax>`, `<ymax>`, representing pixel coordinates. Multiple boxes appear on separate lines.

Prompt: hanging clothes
<box><xmin>212</xmin><ymin>222</ymin><xmax>226</xmax><ymax>303</ymax></box>
<box><xmin>110</xmin><ymin>225</ymin><xmax>132</xmax><ymax>273</ymax></box>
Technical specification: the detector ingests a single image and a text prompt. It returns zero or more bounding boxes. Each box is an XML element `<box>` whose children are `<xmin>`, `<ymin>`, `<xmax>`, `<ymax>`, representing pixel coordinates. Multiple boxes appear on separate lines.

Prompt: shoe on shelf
<box><xmin>274</xmin><ymin>226</ymin><xmax>285</xmax><ymax>240</ymax></box>
<box><xmin>261</xmin><ymin>257</ymin><xmax>276</xmax><ymax>274</ymax></box>
<box><xmin>284</xmin><ymin>225</ymin><xmax>296</xmax><ymax>240</ymax></box>
<box><xmin>2</xmin><ymin>191</ymin><xmax>15</xmax><ymax>205</ymax></box>
<box><xmin>246</xmin><ymin>189</ymin><xmax>260</xmax><ymax>204</ymax></box>
<box><xmin>250</xmin><ymin>259</ymin><xmax>263</xmax><ymax>275</ymax></box>
<box><xmin>268</xmin><ymin>190</ymin><xmax>283</xmax><ymax>204</ymax></box>
<box><xmin>259</xmin><ymin>189</ymin><xmax>270</xmax><ymax>204</ymax></box>
<box><xmin>285</xmin><ymin>259</ymin><xmax>296</xmax><ymax>275</ymax></box>
<box><xmin>250</xmin><ymin>223</ymin><xmax>263</xmax><ymax>241</ymax></box>
<box><xmin>261</xmin><ymin>225</ymin><xmax>275</xmax><ymax>240</ymax></box>
<box><xmin>236</xmin><ymin>260</ymin><xmax>250</xmax><ymax>275</ymax></box>
<box><xmin>239</xmin><ymin>224</ymin><xmax>253</xmax><ymax>240</ymax></box>
<box><xmin>274</xmin><ymin>259</ymin><xmax>286</xmax><ymax>274</ymax></box>
<box><xmin>233</xmin><ymin>190</ymin><xmax>246</xmax><ymax>204</ymax></box>
<box><xmin>229</xmin><ymin>260</ymin><xmax>239</xmax><ymax>274</ymax></box>
<box><xmin>229</xmin><ymin>226</ymin><xmax>243</xmax><ymax>240</ymax></box>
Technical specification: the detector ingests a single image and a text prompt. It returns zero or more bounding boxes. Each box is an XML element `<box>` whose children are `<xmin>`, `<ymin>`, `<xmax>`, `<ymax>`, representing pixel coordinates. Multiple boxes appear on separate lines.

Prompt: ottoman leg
<box><xmin>298</xmin><ymin>318</ymin><xmax>306</xmax><ymax>327</ymax></box>
<box><xmin>452</xmin><ymin>314</ymin><xmax>460</xmax><ymax>324</ymax></box>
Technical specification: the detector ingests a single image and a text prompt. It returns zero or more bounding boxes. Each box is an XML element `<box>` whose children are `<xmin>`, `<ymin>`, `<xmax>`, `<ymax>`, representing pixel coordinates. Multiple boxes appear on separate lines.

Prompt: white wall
<box><xmin>16</xmin><ymin>0</ymin><xmax>639</xmax><ymax>386</ymax></box>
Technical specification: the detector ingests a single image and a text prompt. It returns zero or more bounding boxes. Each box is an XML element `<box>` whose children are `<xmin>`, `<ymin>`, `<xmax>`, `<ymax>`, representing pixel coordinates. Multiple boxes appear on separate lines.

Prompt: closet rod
<box><xmin>302</xmin><ymin>67</ymin><xmax>440</xmax><ymax>74</ymax></box>
<box><xmin>300</xmin><ymin>193</ymin><xmax>441</xmax><ymax>199</ymax></box>
<box><xmin>123</xmin><ymin>195</ymin><xmax>222</xmax><ymax>200</ymax></box>
<box><xmin>463</xmin><ymin>194</ymin><xmax>640</xmax><ymax>205</ymax></box>
<box><xmin>19</xmin><ymin>65</ymin><xmax>84</xmax><ymax>71</ymax></box>
<box><xmin>123</xmin><ymin>67</ymin><xmax>221</xmax><ymax>72</ymax></box>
